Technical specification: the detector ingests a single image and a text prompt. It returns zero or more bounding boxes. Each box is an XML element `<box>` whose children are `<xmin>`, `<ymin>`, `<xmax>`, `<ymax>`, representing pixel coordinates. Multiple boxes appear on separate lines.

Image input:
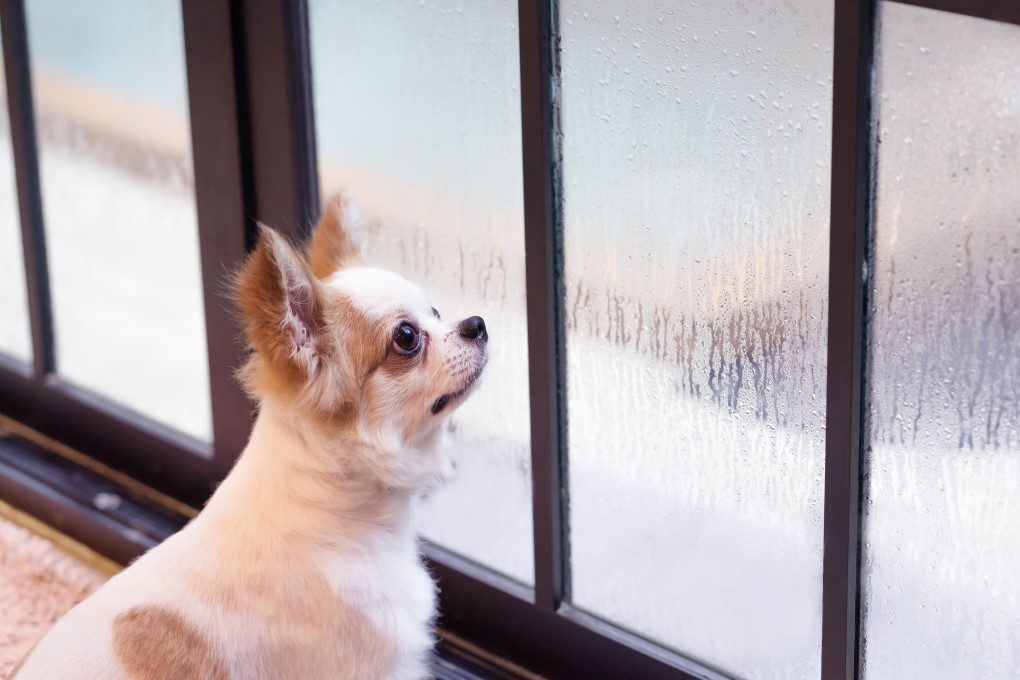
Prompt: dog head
<box><xmin>234</xmin><ymin>194</ymin><xmax>487</xmax><ymax>488</ymax></box>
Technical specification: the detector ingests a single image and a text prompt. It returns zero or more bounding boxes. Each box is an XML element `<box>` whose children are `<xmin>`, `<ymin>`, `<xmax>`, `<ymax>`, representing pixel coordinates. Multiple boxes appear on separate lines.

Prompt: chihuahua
<box><xmin>14</xmin><ymin>194</ymin><xmax>488</xmax><ymax>679</ymax></box>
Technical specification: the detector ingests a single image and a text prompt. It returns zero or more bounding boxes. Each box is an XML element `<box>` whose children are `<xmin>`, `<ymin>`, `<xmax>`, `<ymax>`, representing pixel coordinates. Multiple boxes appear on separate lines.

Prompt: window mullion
<box><xmin>891</xmin><ymin>0</ymin><xmax>1020</xmax><ymax>24</ymax></box>
<box><xmin>181</xmin><ymin>0</ymin><xmax>255</xmax><ymax>479</ymax></box>
<box><xmin>519</xmin><ymin>0</ymin><xmax>566</xmax><ymax>612</ymax></box>
<box><xmin>0</xmin><ymin>0</ymin><xmax>52</xmax><ymax>379</ymax></box>
<box><xmin>237</xmin><ymin>0</ymin><xmax>319</xmax><ymax>243</ymax></box>
<box><xmin>821</xmin><ymin>0</ymin><xmax>875</xmax><ymax>678</ymax></box>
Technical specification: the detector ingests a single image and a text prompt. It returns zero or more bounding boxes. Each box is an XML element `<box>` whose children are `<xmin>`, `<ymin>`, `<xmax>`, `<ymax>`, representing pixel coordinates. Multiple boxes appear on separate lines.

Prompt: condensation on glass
<box><xmin>308</xmin><ymin>0</ymin><xmax>533</xmax><ymax>584</ymax></box>
<box><xmin>0</xmin><ymin>46</ymin><xmax>32</xmax><ymax>365</ymax></box>
<box><xmin>560</xmin><ymin>1</ymin><xmax>832</xmax><ymax>675</ymax></box>
<box><xmin>860</xmin><ymin>5</ymin><xmax>1020</xmax><ymax>678</ymax></box>
<box><xmin>25</xmin><ymin>0</ymin><xmax>211</xmax><ymax>442</ymax></box>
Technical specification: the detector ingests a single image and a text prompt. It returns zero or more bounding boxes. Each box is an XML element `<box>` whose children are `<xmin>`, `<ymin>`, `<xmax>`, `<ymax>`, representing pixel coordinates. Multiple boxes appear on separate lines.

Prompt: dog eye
<box><xmin>431</xmin><ymin>307</ymin><xmax>441</xmax><ymax>320</ymax></box>
<box><xmin>393</xmin><ymin>322</ymin><xmax>421</xmax><ymax>354</ymax></box>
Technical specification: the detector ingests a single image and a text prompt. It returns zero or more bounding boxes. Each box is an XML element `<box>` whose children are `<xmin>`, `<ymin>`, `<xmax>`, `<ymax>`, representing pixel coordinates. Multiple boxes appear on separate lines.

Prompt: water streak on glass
<box><xmin>560</xmin><ymin>1</ymin><xmax>833</xmax><ymax>675</ymax></box>
<box><xmin>309</xmin><ymin>0</ymin><xmax>533</xmax><ymax>584</ymax></box>
<box><xmin>25</xmin><ymin>0</ymin><xmax>211</xmax><ymax>443</ymax></box>
<box><xmin>860</xmin><ymin>5</ymin><xmax>1020</xmax><ymax>678</ymax></box>
<box><xmin>0</xmin><ymin>47</ymin><xmax>32</xmax><ymax>364</ymax></box>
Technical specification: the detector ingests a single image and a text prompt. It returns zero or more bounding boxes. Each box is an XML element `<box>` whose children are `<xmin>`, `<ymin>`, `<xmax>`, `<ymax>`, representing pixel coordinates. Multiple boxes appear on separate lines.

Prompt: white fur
<box><xmin>328</xmin><ymin>266</ymin><xmax>431</xmax><ymax>321</ymax></box>
<box><xmin>315</xmin><ymin>535</ymin><xmax>436</xmax><ymax>680</ymax></box>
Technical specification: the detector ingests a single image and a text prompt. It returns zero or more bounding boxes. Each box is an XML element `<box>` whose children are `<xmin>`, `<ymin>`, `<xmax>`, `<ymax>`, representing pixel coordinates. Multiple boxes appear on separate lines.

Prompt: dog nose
<box><xmin>458</xmin><ymin>316</ymin><xmax>487</xmax><ymax>342</ymax></box>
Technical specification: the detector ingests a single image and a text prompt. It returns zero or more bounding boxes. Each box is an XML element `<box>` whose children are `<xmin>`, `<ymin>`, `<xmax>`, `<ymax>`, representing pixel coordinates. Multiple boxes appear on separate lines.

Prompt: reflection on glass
<box><xmin>560</xmin><ymin>0</ymin><xmax>832</xmax><ymax>674</ymax></box>
<box><xmin>309</xmin><ymin>0</ymin><xmax>533</xmax><ymax>583</ymax></box>
<box><xmin>0</xmin><ymin>48</ymin><xmax>32</xmax><ymax>365</ymax></box>
<box><xmin>26</xmin><ymin>0</ymin><xmax>211</xmax><ymax>442</ymax></box>
<box><xmin>860</xmin><ymin>5</ymin><xmax>1020</xmax><ymax>678</ymax></box>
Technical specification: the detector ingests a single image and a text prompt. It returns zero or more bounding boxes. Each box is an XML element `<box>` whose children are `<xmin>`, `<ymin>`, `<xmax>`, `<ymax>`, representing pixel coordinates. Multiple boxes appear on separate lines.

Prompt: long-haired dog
<box><xmin>14</xmin><ymin>195</ymin><xmax>488</xmax><ymax>679</ymax></box>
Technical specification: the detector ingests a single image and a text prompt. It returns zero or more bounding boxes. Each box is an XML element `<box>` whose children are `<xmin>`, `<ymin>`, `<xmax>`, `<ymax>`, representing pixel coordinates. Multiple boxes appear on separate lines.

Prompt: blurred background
<box><xmin>0</xmin><ymin>1</ymin><xmax>1017</xmax><ymax>678</ymax></box>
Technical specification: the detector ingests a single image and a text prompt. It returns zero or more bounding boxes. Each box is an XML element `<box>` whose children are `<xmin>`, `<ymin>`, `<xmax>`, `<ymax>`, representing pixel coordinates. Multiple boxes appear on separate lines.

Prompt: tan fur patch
<box><xmin>112</xmin><ymin>606</ymin><xmax>227</xmax><ymax>680</ymax></box>
<box><xmin>308</xmin><ymin>193</ymin><xmax>361</xmax><ymax>279</ymax></box>
<box><xmin>236</xmin><ymin>229</ymin><xmax>327</xmax><ymax>372</ymax></box>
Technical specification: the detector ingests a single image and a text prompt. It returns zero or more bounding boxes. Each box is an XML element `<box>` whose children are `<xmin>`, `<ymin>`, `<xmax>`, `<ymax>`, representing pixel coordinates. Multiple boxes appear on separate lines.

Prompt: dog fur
<box><xmin>14</xmin><ymin>194</ymin><xmax>488</xmax><ymax>679</ymax></box>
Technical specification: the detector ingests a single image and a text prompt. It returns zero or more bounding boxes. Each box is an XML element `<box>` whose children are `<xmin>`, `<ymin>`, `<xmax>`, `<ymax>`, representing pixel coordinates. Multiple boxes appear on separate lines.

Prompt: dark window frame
<box><xmin>0</xmin><ymin>0</ymin><xmax>1017</xmax><ymax>677</ymax></box>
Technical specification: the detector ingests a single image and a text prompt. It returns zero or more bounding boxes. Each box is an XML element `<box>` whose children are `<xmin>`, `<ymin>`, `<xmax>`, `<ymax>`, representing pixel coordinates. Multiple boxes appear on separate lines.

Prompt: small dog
<box><xmin>14</xmin><ymin>195</ymin><xmax>488</xmax><ymax>679</ymax></box>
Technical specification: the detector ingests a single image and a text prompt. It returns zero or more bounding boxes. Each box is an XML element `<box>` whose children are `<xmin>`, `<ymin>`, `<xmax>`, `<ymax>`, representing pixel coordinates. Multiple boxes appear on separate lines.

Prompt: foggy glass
<box><xmin>309</xmin><ymin>0</ymin><xmax>533</xmax><ymax>584</ymax></box>
<box><xmin>560</xmin><ymin>0</ymin><xmax>833</xmax><ymax>675</ymax></box>
<box><xmin>860</xmin><ymin>5</ymin><xmax>1020</xmax><ymax>678</ymax></box>
<box><xmin>25</xmin><ymin>0</ymin><xmax>211</xmax><ymax>443</ymax></box>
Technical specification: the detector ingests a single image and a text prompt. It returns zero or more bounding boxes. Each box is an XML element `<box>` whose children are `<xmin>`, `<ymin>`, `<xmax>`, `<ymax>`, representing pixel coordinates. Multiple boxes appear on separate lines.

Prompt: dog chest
<box><xmin>316</xmin><ymin>539</ymin><xmax>436</xmax><ymax>675</ymax></box>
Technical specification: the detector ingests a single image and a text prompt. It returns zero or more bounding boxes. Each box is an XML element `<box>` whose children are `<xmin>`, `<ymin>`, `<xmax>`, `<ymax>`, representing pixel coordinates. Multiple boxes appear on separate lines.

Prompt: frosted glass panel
<box><xmin>561</xmin><ymin>0</ymin><xmax>832</xmax><ymax>675</ymax></box>
<box><xmin>26</xmin><ymin>0</ymin><xmax>211</xmax><ymax>442</ymax></box>
<box><xmin>309</xmin><ymin>0</ymin><xmax>532</xmax><ymax>584</ymax></box>
<box><xmin>860</xmin><ymin>5</ymin><xmax>1020</xmax><ymax>678</ymax></box>
<box><xmin>0</xmin><ymin>51</ymin><xmax>32</xmax><ymax>364</ymax></box>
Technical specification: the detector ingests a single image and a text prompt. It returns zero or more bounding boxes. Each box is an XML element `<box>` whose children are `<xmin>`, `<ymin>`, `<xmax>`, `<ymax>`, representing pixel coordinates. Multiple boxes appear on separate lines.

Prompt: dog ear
<box><xmin>308</xmin><ymin>192</ymin><xmax>362</xmax><ymax>279</ymax></box>
<box><xmin>236</xmin><ymin>226</ymin><xmax>327</xmax><ymax>379</ymax></box>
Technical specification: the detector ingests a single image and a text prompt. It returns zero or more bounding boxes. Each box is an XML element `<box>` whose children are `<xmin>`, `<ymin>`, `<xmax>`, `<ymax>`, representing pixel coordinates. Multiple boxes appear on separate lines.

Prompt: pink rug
<box><xmin>0</xmin><ymin>517</ymin><xmax>107</xmax><ymax>678</ymax></box>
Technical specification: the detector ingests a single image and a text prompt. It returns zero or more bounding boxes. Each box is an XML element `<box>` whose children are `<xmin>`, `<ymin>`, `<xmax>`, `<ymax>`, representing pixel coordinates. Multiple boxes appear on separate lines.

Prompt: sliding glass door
<box><xmin>0</xmin><ymin>1</ymin><xmax>1016</xmax><ymax>677</ymax></box>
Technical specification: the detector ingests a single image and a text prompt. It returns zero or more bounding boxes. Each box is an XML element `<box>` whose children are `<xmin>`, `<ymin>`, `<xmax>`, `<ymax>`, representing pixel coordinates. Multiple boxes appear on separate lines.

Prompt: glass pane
<box><xmin>309</xmin><ymin>0</ymin><xmax>533</xmax><ymax>583</ymax></box>
<box><xmin>0</xmin><ymin>48</ymin><xmax>32</xmax><ymax>364</ymax></box>
<box><xmin>561</xmin><ymin>0</ymin><xmax>832</xmax><ymax>674</ymax></box>
<box><xmin>26</xmin><ymin>0</ymin><xmax>211</xmax><ymax>442</ymax></box>
<box><xmin>860</xmin><ymin>5</ymin><xmax>1020</xmax><ymax>678</ymax></box>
